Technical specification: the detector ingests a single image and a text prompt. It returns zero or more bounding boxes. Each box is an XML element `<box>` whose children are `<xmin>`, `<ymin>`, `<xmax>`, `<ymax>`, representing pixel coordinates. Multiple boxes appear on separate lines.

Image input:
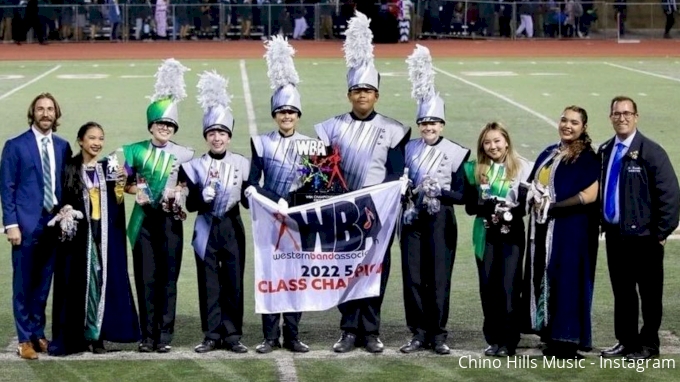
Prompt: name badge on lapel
<box><xmin>627</xmin><ymin>165</ymin><xmax>642</xmax><ymax>173</ymax></box>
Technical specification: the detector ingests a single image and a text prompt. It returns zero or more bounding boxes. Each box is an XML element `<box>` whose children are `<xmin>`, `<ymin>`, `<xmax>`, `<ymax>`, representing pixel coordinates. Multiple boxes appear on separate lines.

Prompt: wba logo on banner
<box><xmin>294</xmin><ymin>139</ymin><xmax>327</xmax><ymax>156</ymax></box>
<box><xmin>248</xmin><ymin>180</ymin><xmax>405</xmax><ymax>314</ymax></box>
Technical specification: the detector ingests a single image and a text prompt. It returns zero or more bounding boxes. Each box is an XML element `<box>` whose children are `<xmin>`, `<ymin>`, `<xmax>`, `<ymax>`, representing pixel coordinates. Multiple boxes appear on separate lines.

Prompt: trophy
<box><xmin>105</xmin><ymin>148</ymin><xmax>125</xmax><ymax>183</ymax></box>
<box><xmin>135</xmin><ymin>174</ymin><xmax>152</xmax><ymax>205</ymax></box>
<box><xmin>159</xmin><ymin>162</ymin><xmax>189</xmax><ymax>221</ymax></box>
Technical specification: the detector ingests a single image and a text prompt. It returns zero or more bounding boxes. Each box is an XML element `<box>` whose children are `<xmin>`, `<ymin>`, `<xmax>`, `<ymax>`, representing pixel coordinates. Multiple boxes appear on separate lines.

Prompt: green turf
<box><xmin>0</xmin><ymin>359</ymin><xmax>277</xmax><ymax>382</ymax></box>
<box><xmin>0</xmin><ymin>58</ymin><xmax>679</xmax><ymax>380</ymax></box>
<box><xmin>296</xmin><ymin>356</ymin><xmax>680</xmax><ymax>382</ymax></box>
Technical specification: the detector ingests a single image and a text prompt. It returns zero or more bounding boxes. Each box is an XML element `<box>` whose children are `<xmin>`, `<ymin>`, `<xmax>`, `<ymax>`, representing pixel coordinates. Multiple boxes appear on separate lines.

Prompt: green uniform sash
<box><xmin>123</xmin><ymin>140</ymin><xmax>177</xmax><ymax>245</ymax></box>
<box><xmin>463</xmin><ymin>160</ymin><xmax>512</xmax><ymax>260</ymax></box>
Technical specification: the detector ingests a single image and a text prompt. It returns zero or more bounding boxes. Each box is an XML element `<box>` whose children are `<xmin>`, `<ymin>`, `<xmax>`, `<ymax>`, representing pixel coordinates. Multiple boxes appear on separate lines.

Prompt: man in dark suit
<box><xmin>598</xmin><ymin>95</ymin><xmax>680</xmax><ymax>360</ymax></box>
<box><xmin>1</xmin><ymin>93</ymin><xmax>72</xmax><ymax>360</ymax></box>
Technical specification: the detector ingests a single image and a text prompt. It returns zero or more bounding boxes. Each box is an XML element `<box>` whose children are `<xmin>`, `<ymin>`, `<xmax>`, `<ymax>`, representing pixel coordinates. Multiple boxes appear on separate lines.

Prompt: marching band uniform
<box><xmin>399</xmin><ymin>45</ymin><xmax>469</xmax><ymax>355</ymax></box>
<box><xmin>180</xmin><ymin>71</ymin><xmax>249</xmax><ymax>354</ymax></box>
<box><xmin>315</xmin><ymin>12</ymin><xmax>411</xmax><ymax>353</ymax></box>
<box><xmin>247</xmin><ymin>36</ymin><xmax>310</xmax><ymax>354</ymax></box>
<box><xmin>123</xmin><ymin>59</ymin><xmax>194</xmax><ymax>352</ymax></box>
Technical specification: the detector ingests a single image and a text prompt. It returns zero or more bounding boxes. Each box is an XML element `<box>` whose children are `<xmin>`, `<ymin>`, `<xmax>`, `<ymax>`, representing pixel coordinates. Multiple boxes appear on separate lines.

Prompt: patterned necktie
<box><xmin>605</xmin><ymin>143</ymin><xmax>625</xmax><ymax>222</ymax></box>
<box><xmin>41</xmin><ymin>137</ymin><xmax>54</xmax><ymax>211</ymax></box>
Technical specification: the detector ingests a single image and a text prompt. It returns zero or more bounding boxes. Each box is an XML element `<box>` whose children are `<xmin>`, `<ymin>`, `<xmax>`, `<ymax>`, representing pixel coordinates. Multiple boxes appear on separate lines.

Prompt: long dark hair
<box><xmin>561</xmin><ymin>105</ymin><xmax>593</xmax><ymax>163</ymax></box>
<box><xmin>64</xmin><ymin>122</ymin><xmax>104</xmax><ymax>199</ymax></box>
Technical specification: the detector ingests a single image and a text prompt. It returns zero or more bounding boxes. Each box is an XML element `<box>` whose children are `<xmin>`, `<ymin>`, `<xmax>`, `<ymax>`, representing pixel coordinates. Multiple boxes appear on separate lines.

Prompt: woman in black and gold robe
<box><xmin>49</xmin><ymin>122</ymin><xmax>140</xmax><ymax>356</ymax></box>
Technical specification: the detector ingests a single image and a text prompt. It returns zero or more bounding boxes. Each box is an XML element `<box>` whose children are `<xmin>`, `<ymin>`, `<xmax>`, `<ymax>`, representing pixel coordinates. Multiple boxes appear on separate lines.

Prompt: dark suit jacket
<box><xmin>598</xmin><ymin>130</ymin><xmax>680</xmax><ymax>241</ymax></box>
<box><xmin>0</xmin><ymin>129</ymin><xmax>72</xmax><ymax>236</ymax></box>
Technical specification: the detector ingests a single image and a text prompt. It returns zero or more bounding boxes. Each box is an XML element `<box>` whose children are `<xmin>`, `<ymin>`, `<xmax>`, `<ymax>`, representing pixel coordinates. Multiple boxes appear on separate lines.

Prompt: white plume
<box><xmin>196</xmin><ymin>70</ymin><xmax>231</xmax><ymax>112</ymax></box>
<box><xmin>151</xmin><ymin>58</ymin><xmax>190</xmax><ymax>102</ymax></box>
<box><xmin>343</xmin><ymin>11</ymin><xmax>374</xmax><ymax>69</ymax></box>
<box><xmin>264</xmin><ymin>35</ymin><xmax>299</xmax><ymax>90</ymax></box>
<box><xmin>406</xmin><ymin>44</ymin><xmax>436</xmax><ymax>101</ymax></box>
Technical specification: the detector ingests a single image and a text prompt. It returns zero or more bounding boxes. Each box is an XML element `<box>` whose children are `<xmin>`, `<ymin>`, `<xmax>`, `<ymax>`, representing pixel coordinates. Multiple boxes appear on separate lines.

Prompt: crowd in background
<box><xmin>0</xmin><ymin>1</ymin><xmax>676</xmax><ymax>44</ymax></box>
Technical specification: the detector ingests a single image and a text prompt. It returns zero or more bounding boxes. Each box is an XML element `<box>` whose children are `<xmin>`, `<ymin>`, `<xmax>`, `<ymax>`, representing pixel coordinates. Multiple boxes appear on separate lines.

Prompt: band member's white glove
<box><xmin>399</xmin><ymin>174</ymin><xmax>411</xmax><ymax>195</ymax></box>
<box><xmin>277</xmin><ymin>198</ymin><xmax>289</xmax><ymax>211</ymax></box>
<box><xmin>202</xmin><ymin>186</ymin><xmax>216</xmax><ymax>203</ymax></box>
<box><xmin>244</xmin><ymin>185</ymin><xmax>257</xmax><ymax>198</ymax></box>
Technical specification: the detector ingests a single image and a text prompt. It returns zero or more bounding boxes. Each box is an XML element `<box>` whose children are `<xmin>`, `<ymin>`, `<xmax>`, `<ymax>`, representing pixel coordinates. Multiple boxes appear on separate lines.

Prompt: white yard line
<box><xmin>433</xmin><ymin>66</ymin><xmax>557</xmax><ymax>128</ymax></box>
<box><xmin>603</xmin><ymin>62</ymin><xmax>680</xmax><ymax>83</ymax></box>
<box><xmin>239</xmin><ymin>59</ymin><xmax>258</xmax><ymax>137</ymax></box>
<box><xmin>275</xmin><ymin>355</ymin><xmax>299</xmax><ymax>382</ymax></box>
<box><xmin>0</xmin><ymin>65</ymin><xmax>61</xmax><ymax>101</ymax></box>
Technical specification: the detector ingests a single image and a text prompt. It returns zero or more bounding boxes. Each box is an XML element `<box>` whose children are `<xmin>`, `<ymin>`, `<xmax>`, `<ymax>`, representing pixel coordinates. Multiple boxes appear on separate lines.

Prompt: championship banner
<box><xmin>249</xmin><ymin>180</ymin><xmax>405</xmax><ymax>314</ymax></box>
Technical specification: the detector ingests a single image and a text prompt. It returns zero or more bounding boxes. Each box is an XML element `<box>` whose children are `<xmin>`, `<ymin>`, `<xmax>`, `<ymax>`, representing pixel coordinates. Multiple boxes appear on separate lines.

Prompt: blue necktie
<box><xmin>605</xmin><ymin>143</ymin><xmax>625</xmax><ymax>222</ymax></box>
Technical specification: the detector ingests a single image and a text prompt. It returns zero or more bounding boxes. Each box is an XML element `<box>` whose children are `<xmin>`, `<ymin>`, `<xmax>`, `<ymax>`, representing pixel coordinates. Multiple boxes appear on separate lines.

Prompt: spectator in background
<box><xmin>73</xmin><ymin>0</ymin><xmax>86</xmax><ymax>41</ymax></box>
<box><xmin>663</xmin><ymin>0</ymin><xmax>676</xmax><ymax>38</ymax></box>
<box><xmin>276</xmin><ymin>0</ymin><xmax>291</xmax><ymax>36</ymax></box>
<box><xmin>39</xmin><ymin>0</ymin><xmax>56</xmax><ymax>41</ymax></box>
<box><xmin>129</xmin><ymin>0</ymin><xmax>150</xmax><ymax>41</ymax></box>
<box><xmin>397</xmin><ymin>0</ymin><xmax>413</xmax><ymax>43</ymax></box>
<box><xmin>320</xmin><ymin>0</ymin><xmax>335</xmax><ymax>40</ymax></box>
<box><xmin>427</xmin><ymin>0</ymin><xmax>441</xmax><ymax>36</ymax></box>
<box><xmin>239</xmin><ymin>0</ymin><xmax>252</xmax><ymax>39</ymax></box>
<box><xmin>496</xmin><ymin>0</ymin><xmax>512</xmax><ymax>38</ymax></box>
<box><xmin>259</xmin><ymin>0</ymin><xmax>273</xmax><ymax>40</ymax></box>
<box><xmin>176</xmin><ymin>0</ymin><xmax>191</xmax><ymax>40</ymax></box>
<box><xmin>58</xmin><ymin>0</ymin><xmax>74</xmax><ymax>41</ymax></box>
<box><xmin>476</xmin><ymin>1</ymin><xmax>494</xmax><ymax>36</ymax></box>
<box><xmin>614</xmin><ymin>0</ymin><xmax>626</xmax><ymax>37</ymax></box>
<box><xmin>155</xmin><ymin>0</ymin><xmax>168</xmax><ymax>39</ymax></box>
<box><xmin>564</xmin><ymin>0</ymin><xmax>583</xmax><ymax>38</ymax></box>
<box><xmin>411</xmin><ymin>0</ymin><xmax>423</xmax><ymax>39</ymax></box>
<box><xmin>16</xmin><ymin>0</ymin><xmax>47</xmax><ymax>44</ymax></box>
<box><xmin>578</xmin><ymin>2</ymin><xmax>597</xmax><ymax>38</ymax></box>
<box><xmin>516</xmin><ymin>1</ymin><xmax>535</xmax><ymax>38</ymax></box>
<box><xmin>107</xmin><ymin>0</ymin><xmax>121</xmax><ymax>41</ymax></box>
<box><xmin>87</xmin><ymin>0</ymin><xmax>104</xmax><ymax>41</ymax></box>
<box><xmin>543</xmin><ymin>0</ymin><xmax>561</xmax><ymax>38</ymax></box>
<box><xmin>451</xmin><ymin>1</ymin><xmax>463</xmax><ymax>35</ymax></box>
<box><xmin>0</xmin><ymin>0</ymin><xmax>13</xmax><ymax>43</ymax></box>
<box><xmin>465</xmin><ymin>3</ymin><xmax>479</xmax><ymax>35</ymax></box>
<box><xmin>291</xmin><ymin>0</ymin><xmax>306</xmax><ymax>40</ymax></box>
<box><xmin>199</xmin><ymin>0</ymin><xmax>212</xmax><ymax>38</ymax></box>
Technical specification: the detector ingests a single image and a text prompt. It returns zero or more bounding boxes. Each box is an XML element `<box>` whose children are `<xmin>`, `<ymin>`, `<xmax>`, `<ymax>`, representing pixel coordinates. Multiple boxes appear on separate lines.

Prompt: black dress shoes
<box><xmin>601</xmin><ymin>343</ymin><xmax>632</xmax><ymax>358</ymax></box>
<box><xmin>626</xmin><ymin>347</ymin><xmax>659</xmax><ymax>360</ymax></box>
<box><xmin>400</xmin><ymin>339</ymin><xmax>425</xmax><ymax>353</ymax></box>
<box><xmin>484</xmin><ymin>344</ymin><xmax>499</xmax><ymax>356</ymax></box>
<box><xmin>283</xmin><ymin>339</ymin><xmax>309</xmax><ymax>353</ymax></box>
<box><xmin>224</xmin><ymin>341</ymin><xmax>248</xmax><ymax>353</ymax></box>
<box><xmin>433</xmin><ymin>341</ymin><xmax>450</xmax><ymax>355</ymax></box>
<box><xmin>138</xmin><ymin>340</ymin><xmax>154</xmax><ymax>353</ymax></box>
<box><xmin>91</xmin><ymin>340</ymin><xmax>106</xmax><ymax>354</ymax></box>
<box><xmin>365</xmin><ymin>336</ymin><xmax>384</xmax><ymax>353</ymax></box>
<box><xmin>496</xmin><ymin>346</ymin><xmax>514</xmax><ymax>357</ymax></box>
<box><xmin>333</xmin><ymin>332</ymin><xmax>356</xmax><ymax>353</ymax></box>
<box><xmin>194</xmin><ymin>339</ymin><xmax>219</xmax><ymax>353</ymax></box>
<box><xmin>256</xmin><ymin>339</ymin><xmax>281</xmax><ymax>354</ymax></box>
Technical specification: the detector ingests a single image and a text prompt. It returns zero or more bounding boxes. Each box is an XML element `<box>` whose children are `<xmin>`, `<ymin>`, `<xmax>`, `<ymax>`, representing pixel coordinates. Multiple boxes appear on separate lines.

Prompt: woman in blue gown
<box><xmin>524</xmin><ymin>106</ymin><xmax>600</xmax><ymax>359</ymax></box>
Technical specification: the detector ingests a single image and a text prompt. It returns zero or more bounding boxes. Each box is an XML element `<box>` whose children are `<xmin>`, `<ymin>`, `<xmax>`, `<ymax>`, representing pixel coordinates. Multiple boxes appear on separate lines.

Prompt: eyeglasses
<box><xmin>155</xmin><ymin>124</ymin><xmax>175</xmax><ymax>131</ymax></box>
<box><xmin>611</xmin><ymin>111</ymin><xmax>636</xmax><ymax>119</ymax></box>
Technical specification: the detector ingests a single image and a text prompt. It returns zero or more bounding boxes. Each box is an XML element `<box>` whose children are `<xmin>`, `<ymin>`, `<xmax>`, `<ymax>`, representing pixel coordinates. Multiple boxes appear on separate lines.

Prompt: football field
<box><xmin>0</xmin><ymin>44</ymin><xmax>679</xmax><ymax>381</ymax></box>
